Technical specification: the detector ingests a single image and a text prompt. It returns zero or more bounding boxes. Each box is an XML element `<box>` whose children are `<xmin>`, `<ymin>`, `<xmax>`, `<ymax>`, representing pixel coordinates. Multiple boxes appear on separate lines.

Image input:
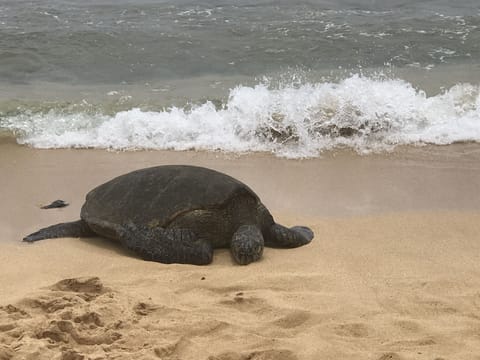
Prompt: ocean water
<box><xmin>0</xmin><ymin>0</ymin><xmax>479</xmax><ymax>158</ymax></box>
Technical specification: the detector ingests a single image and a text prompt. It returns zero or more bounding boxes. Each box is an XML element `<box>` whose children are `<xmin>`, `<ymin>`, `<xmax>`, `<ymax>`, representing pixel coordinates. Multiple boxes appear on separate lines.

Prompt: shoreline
<box><xmin>2</xmin><ymin>141</ymin><xmax>480</xmax><ymax>235</ymax></box>
<box><xmin>1</xmin><ymin>142</ymin><xmax>480</xmax><ymax>359</ymax></box>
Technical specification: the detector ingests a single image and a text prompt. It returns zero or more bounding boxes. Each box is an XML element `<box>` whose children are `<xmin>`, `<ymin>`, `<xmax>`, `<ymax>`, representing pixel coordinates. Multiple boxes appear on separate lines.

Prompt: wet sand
<box><xmin>1</xmin><ymin>140</ymin><xmax>480</xmax><ymax>359</ymax></box>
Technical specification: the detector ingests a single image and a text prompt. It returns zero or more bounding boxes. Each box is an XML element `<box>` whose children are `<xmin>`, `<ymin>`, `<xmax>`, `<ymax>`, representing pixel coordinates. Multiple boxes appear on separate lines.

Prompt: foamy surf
<box><xmin>2</xmin><ymin>75</ymin><xmax>480</xmax><ymax>158</ymax></box>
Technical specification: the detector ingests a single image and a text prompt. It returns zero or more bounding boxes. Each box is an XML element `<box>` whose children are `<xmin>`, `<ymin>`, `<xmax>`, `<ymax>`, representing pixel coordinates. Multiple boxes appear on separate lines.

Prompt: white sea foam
<box><xmin>3</xmin><ymin>75</ymin><xmax>480</xmax><ymax>158</ymax></box>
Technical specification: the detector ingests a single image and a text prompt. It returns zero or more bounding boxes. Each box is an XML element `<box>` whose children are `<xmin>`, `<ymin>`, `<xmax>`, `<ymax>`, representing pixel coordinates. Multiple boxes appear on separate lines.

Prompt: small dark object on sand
<box><xmin>24</xmin><ymin>165</ymin><xmax>314</xmax><ymax>265</ymax></box>
<box><xmin>41</xmin><ymin>200</ymin><xmax>69</xmax><ymax>209</ymax></box>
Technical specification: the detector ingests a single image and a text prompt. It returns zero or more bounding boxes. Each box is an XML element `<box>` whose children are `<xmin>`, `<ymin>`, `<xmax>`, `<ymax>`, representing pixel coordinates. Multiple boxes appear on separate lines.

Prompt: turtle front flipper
<box><xmin>118</xmin><ymin>224</ymin><xmax>213</xmax><ymax>265</ymax></box>
<box><xmin>23</xmin><ymin>220</ymin><xmax>94</xmax><ymax>242</ymax></box>
<box><xmin>230</xmin><ymin>225</ymin><xmax>264</xmax><ymax>265</ymax></box>
<box><xmin>266</xmin><ymin>223</ymin><xmax>314</xmax><ymax>248</ymax></box>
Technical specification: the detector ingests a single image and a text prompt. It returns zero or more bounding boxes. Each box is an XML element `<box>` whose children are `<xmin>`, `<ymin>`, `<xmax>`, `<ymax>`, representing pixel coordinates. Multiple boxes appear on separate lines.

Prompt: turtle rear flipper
<box><xmin>266</xmin><ymin>223</ymin><xmax>314</xmax><ymax>248</ymax></box>
<box><xmin>23</xmin><ymin>220</ymin><xmax>94</xmax><ymax>242</ymax></box>
<box><xmin>118</xmin><ymin>224</ymin><xmax>213</xmax><ymax>265</ymax></box>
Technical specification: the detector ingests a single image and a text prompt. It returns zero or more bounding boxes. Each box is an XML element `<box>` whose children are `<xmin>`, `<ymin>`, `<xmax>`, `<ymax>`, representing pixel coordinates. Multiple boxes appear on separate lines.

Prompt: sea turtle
<box><xmin>23</xmin><ymin>165</ymin><xmax>314</xmax><ymax>265</ymax></box>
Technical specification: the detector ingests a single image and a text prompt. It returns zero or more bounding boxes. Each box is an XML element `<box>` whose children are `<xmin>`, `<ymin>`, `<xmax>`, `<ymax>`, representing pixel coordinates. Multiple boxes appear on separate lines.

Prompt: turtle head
<box><xmin>266</xmin><ymin>224</ymin><xmax>314</xmax><ymax>248</ymax></box>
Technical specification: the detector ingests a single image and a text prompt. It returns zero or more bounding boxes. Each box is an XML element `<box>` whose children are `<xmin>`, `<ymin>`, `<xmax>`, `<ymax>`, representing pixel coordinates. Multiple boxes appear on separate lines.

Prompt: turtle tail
<box><xmin>23</xmin><ymin>220</ymin><xmax>95</xmax><ymax>243</ymax></box>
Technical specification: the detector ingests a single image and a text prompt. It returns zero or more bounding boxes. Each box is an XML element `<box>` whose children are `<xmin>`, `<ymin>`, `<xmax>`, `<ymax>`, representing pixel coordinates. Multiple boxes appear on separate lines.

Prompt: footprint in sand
<box><xmin>208</xmin><ymin>349</ymin><xmax>297</xmax><ymax>360</ymax></box>
<box><xmin>219</xmin><ymin>292</ymin><xmax>267</xmax><ymax>309</ymax></box>
<box><xmin>153</xmin><ymin>337</ymin><xmax>184</xmax><ymax>358</ymax></box>
<box><xmin>0</xmin><ymin>305</ymin><xmax>29</xmax><ymax>347</ymax></box>
<box><xmin>60</xmin><ymin>349</ymin><xmax>85</xmax><ymax>360</ymax></box>
<box><xmin>17</xmin><ymin>277</ymin><xmax>108</xmax><ymax>316</ymax></box>
<box><xmin>1</xmin><ymin>276</ymin><xmax>301</xmax><ymax>360</ymax></box>
<box><xmin>51</xmin><ymin>277</ymin><xmax>106</xmax><ymax>296</ymax></box>
<box><xmin>133</xmin><ymin>301</ymin><xmax>161</xmax><ymax>316</ymax></box>
<box><xmin>393</xmin><ymin>319</ymin><xmax>421</xmax><ymax>333</ymax></box>
<box><xmin>22</xmin><ymin>294</ymin><xmax>84</xmax><ymax>313</ymax></box>
<box><xmin>72</xmin><ymin>311</ymin><xmax>104</xmax><ymax>326</ymax></box>
<box><xmin>1</xmin><ymin>276</ymin><xmax>124</xmax><ymax>358</ymax></box>
<box><xmin>0</xmin><ymin>346</ymin><xmax>14</xmax><ymax>360</ymax></box>
<box><xmin>0</xmin><ymin>305</ymin><xmax>29</xmax><ymax>319</ymax></box>
<box><xmin>377</xmin><ymin>353</ymin><xmax>403</xmax><ymax>360</ymax></box>
<box><xmin>0</xmin><ymin>322</ymin><xmax>16</xmax><ymax>333</ymax></box>
<box><xmin>415</xmin><ymin>299</ymin><xmax>458</xmax><ymax>316</ymax></box>
<box><xmin>334</xmin><ymin>322</ymin><xmax>370</xmax><ymax>338</ymax></box>
<box><xmin>36</xmin><ymin>319</ymin><xmax>122</xmax><ymax>345</ymax></box>
<box><xmin>272</xmin><ymin>310</ymin><xmax>311</xmax><ymax>329</ymax></box>
<box><xmin>385</xmin><ymin>337</ymin><xmax>436</xmax><ymax>348</ymax></box>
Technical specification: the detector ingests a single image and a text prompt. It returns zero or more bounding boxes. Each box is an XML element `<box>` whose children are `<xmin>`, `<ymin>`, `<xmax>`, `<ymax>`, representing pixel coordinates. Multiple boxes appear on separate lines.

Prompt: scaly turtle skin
<box><xmin>23</xmin><ymin>165</ymin><xmax>314</xmax><ymax>265</ymax></box>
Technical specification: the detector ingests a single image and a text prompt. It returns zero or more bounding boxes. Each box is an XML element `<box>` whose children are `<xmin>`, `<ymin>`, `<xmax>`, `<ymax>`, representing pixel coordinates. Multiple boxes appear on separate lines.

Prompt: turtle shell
<box><xmin>80</xmin><ymin>165</ymin><xmax>259</xmax><ymax>231</ymax></box>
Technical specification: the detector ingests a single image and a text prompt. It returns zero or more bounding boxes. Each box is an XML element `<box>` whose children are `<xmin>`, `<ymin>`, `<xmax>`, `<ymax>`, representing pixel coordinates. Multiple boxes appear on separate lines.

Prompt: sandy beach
<box><xmin>1</xmin><ymin>140</ymin><xmax>480</xmax><ymax>359</ymax></box>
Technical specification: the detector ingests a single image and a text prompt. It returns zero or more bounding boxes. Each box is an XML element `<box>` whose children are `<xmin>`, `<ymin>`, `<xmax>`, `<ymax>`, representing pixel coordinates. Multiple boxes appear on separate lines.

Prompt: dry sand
<box><xmin>1</xmin><ymin>140</ymin><xmax>480</xmax><ymax>360</ymax></box>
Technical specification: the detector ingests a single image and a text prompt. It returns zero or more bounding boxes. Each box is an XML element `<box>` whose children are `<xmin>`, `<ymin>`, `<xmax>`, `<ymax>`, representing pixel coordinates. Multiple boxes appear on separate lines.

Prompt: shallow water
<box><xmin>0</xmin><ymin>0</ymin><xmax>479</xmax><ymax>157</ymax></box>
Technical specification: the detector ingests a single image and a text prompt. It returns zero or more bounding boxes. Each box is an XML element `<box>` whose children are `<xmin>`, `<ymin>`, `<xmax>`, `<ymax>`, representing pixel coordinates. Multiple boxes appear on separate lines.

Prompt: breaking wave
<box><xmin>2</xmin><ymin>75</ymin><xmax>480</xmax><ymax>158</ymax></box>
